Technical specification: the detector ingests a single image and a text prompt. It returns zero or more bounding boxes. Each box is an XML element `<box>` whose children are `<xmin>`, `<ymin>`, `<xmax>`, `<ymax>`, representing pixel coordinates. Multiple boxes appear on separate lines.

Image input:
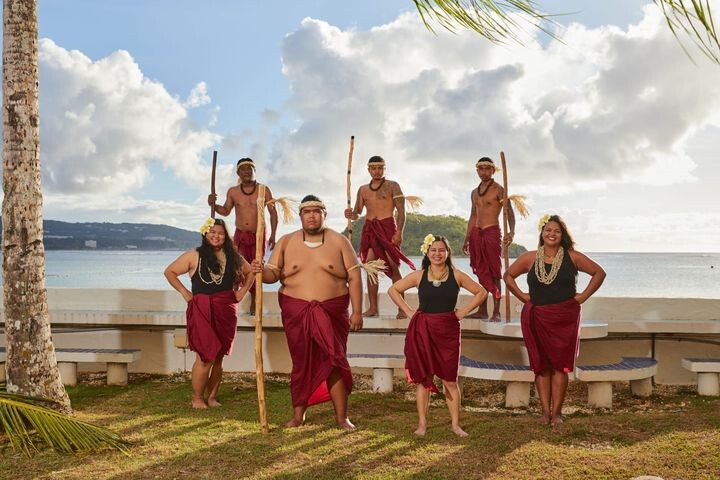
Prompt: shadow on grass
<box><xmin>4</xmin><ymin>376</ymin><xmax>720</xmax><ymax>479</ymax></box>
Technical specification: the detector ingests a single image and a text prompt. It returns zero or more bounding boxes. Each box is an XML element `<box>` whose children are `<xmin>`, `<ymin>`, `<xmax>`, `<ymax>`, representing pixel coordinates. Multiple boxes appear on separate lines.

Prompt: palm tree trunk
<box><xmin>2</xmin><ymin>0</ymin><xmax>71</xmax><ymax>412</ymax></box>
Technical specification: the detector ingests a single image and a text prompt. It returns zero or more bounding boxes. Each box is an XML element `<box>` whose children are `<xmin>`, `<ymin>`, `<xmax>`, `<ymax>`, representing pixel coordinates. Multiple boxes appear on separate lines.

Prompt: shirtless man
<box><xmin>463</xmin><ymin>157</ymin><xmax>515</xmax><ymax>321</ymax></box>
<box><xmin>262</xmin><ymin>195</ymin><xmax>362</xmax><ymax>430</ymax></box>
<box><xmin>344</xmin><ymin>156</ymin><xmax>415</xmax><ymax>319</ymax></box>
<box><xmin>208</xmin><ymin>158</ymin><xmax>278</xmax><ymax>312</ymax></box>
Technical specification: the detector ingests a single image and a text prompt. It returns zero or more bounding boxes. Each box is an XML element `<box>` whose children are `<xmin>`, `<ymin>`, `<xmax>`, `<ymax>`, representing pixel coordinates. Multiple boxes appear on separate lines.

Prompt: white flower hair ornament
<box><xmin>420</xmin><ymin>234</ymin><xmax>436</xmax><ymax>255</ymax></box>
<box><xmin>537</xmin><ymin>214</ymin><xmax>552</xmax><ymax>232</ymax></box>
<box><xmin>199</xmin><ymin>218</ymin><xmax>216</xmax><ymax>235</ymax></box>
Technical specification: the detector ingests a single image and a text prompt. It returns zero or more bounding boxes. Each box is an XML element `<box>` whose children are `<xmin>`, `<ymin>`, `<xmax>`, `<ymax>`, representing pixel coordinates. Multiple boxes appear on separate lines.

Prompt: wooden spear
<box><xmin>346</xmin><ymin>136</ymin><xmax>355</xmax><ymax>241</ymax></box>
<box><xmin>254</xmin><ymin>183</ymin><xmax>269</xmax><ymax>433</ymax></box>
<box><xmin>500</xmin><ymin>151</ymin><xmax>511</xmax><ymax>323</ymax></box>
<box><xmin>210</xmin><ymin>151</ymin><xmax>217</xmax><ymax>218</ymax></box>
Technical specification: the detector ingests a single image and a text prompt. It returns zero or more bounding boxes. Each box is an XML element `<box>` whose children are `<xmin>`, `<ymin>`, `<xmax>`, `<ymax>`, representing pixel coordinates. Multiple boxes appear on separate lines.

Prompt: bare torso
<box><xmin>472</xmin><ymin>181</ymin><xmax>504</xmax><ymax>229</ymax></box>
<box><xmin>359</xmin><ymin>180</ymin><xmax>401</xmax><ymax>220</ymax></box>
<box><xmin>227</xmin><ymin>183</ymin><xmax>263</xmax><ymax>232</ymax></box>
<box><xmin>275</xmin><ymin>229</ymin><xmax>352</xmax><ymax>301</ymax></box>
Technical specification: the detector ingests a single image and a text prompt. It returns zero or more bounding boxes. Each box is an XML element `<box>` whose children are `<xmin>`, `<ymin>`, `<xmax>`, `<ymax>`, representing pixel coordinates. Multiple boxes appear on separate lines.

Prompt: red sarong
<box><xmin>185</xmin><ymin>290</ymin><xmax>239</xmax><ymax>363</ymax></box>
<box><xmin>233</xmin><ymin>229</ymin><xmax>266</xmax><ymax>261</ymax></box>
<box><xmin>404</xmin><ymin>311</ymin><xmax>460</xmax><ymax>393</ymax></box>
<box><xmin>468</xmin><ymin>225</ymin><xmax>502</xmax><ymax>299</ymax></box>
<box><xmin>360</xmin><ymin>217</ymin><xmax>416</xmax><ymax>271</ymax></box>
<box><xmin>520</xmin><ymin>299</ymin><xmax>582</xmax><ymax>374</ymax></box>
<box><xmin>278</xmin><ymin>292</ymin><xmax>353</xmax><ymax>407</ymax></box>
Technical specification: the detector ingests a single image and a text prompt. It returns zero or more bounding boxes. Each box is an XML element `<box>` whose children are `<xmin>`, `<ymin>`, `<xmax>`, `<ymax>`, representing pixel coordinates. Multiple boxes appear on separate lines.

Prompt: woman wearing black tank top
<box><xmin>388</xmin><ymin>235</ymin><xmax>487</xmax><ymax>437</ymax></box>
<box><xmin>165</xmin><ymin>218</ymin><xmax>261</xmax><ymax>409</ymax></box>
<box><xmin>504</xmin><ymin>215</ymin><xmax>605</xmax><ymax>427</ymax></box>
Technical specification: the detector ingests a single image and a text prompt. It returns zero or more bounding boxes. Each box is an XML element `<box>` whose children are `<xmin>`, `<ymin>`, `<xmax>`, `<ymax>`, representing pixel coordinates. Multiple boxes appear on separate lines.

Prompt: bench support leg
<box><xmin>505</xmin><ymin>382</ymin><xmax>531</xmax><ymax>408</ymax></box>
<box><xmin>697</xmin><ymin>372</ymin><xmax>720</xmax><ymax>396</ymax></box>
<box><xmin>58</xmin><ymin>362</ymin><xmax>78</xmax><ymax>386</ymax></box>
<box><xmin>107</xmin><ymin>363</ymin><xmax>129</xmax><ymax>386</ymax></box>
<box><xmin>587</xmin><ymin>381</ymin><xmax>613</xmax><ymax>408</ymax></box>
<box><xmin>630</xmin><ymin>377</ymin><xmax>653</xmax><ymax>397</ymax></box>
<box><xmin>0</xmin><ymin>362</ymin><xmax>5</xmax><ymax>383</ymax></box>
<box><xmin>372</xmin><ymin>368</ymin><xmax>393</xmax><ymax>393</ymax></box>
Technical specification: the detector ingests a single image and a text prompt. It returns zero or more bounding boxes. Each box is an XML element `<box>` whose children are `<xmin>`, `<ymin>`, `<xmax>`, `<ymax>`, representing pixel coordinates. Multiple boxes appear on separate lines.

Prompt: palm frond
<box><xmin>266</xmin><ymin>197</ymin><xmax>297</xmax><ymax>224</ymax></box>
<box><xmin>412</xmin><ymin>0</ymin><xmax>557</xmax><ymax>45</ymax></box>
<box><xmin>412</xmin><ymin>0</ymin><xmax>720</xmax><ymax>64</ymax></box>
<box><xmin>656</xmin><ymin>0</ymin><xmax>720</xmax><ymax>63</ymax></box>
<box><xmin>508</xmin><ymin>194</ymin><xmax>529</xmax><ymax>219</ymax></box>
<box><xmin>0</xmin><ymin>389</ymin><xmax>130</xmax><ymax>457</ymax></box>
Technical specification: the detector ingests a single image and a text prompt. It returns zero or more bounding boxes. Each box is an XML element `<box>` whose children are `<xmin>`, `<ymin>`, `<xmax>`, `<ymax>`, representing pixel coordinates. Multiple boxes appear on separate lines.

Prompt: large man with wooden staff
<box><xmin>260</xmin><ymin>195</ymin><xmax>364</xmax><ymax>430</ymax></box>
<box><xmin>344</xmin><ymin>155</ymin><xmax>417</xmax><ymax>319</ymax></box>
<box><xmin>208</xmin><ymin>158</ymin><xmax>278</xmax><ymax>313</ymax></box>
<box><xmin>463</xmin><ymin>157</ymin><xmax>523</xmax><ymax>321</ymax></box>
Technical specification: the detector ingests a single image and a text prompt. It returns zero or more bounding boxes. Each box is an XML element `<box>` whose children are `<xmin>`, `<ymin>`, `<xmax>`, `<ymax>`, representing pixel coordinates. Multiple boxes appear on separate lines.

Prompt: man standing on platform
<box><xmin>261</xmin><ymin>195</ymin><xmax>362</xmax><ymax>430</ymax></box>
<box><xmin>344</xmin><ymin>155</ymin><xmax>416</xmax><ymax>319</ymax></box>
<box><xmin>463</xmin><ymin>157</ymin><xmax>515</xmax><ymax>321</ymax></box>
<box><xmin>208</xmin><ymin>158</ymin><xmax>278</xmax><ymax>313</ymax></box>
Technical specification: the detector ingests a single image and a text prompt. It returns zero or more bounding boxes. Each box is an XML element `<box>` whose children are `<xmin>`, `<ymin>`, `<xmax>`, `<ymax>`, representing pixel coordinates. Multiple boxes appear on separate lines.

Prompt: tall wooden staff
<box><xmin>346</xmin><ymin>136</ymin><xmax>355</xmax><ymax>241</ymax></box>
<box><xmin>254</xmin><ymin>184</ymin><xmax>269</xmax><ymax>433</ymax></box>
<box><xmin>209</xmin><ymin>150</ymin><xmax>218</xmax><ymax>218</ymax></box>
<box><xmin>500</xmin><ymin>152</ymin><xmax>511</xmax><ymax>323</ymax></box>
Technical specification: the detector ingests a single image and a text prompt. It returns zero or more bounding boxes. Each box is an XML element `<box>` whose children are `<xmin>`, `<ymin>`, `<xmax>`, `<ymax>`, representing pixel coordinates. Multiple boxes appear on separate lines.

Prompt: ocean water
<box><xmin>1</xmin><ymin>250</ymin><xmax>717</xmax><ymax>299</ymax></box>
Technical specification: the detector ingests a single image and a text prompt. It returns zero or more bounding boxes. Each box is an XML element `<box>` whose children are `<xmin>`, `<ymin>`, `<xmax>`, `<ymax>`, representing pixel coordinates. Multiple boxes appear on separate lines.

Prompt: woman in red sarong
<box><xmin>504</xmin><ymin>215</ymin><xmax>605</xmax><ymax>427</ymax></box>
<box><xmin>388</xmin><ymin>235</ymin><xmax>487</xmax><ymax>437</ymax></box>
<box><xmin>165</xmin><ymin>218</ymin><xmax>261</xmax><ymax>409</ymax></box>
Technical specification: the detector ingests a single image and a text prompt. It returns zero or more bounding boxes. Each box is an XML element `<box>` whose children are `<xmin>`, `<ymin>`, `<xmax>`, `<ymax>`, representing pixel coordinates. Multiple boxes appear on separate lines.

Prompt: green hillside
<box><xmin>343</xmin><ymin>213</ymin><xmax>527</xmax><ymax>258</ymax></box>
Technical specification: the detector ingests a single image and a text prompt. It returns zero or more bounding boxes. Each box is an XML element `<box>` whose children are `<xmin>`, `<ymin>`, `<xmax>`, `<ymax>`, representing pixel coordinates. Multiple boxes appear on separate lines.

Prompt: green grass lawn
<box><xmin>2</xmin><ymin>373</ymin><xmax>719</xmax><ymax>479</ymax></box>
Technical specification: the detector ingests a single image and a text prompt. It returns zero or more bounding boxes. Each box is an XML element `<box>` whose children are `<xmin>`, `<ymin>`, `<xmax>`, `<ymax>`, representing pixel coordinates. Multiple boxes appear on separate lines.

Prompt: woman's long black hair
<box><xmin>197</xmin><ymin>218</ymin><xmax>244</xmax><ymax>287</ymax></box>
<box><xmin>538</xmin><ymin>214</ymin><xmax>576</xmax><ymax>251</ymax></box>
<box><xmin>421</xmin><ymin>235</ymin><xmax>454</xmax><ymax>270</ymax></box>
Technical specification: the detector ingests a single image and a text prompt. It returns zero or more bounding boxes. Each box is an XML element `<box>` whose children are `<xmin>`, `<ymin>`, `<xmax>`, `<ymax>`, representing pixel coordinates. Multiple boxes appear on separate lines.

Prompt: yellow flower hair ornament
<box><xmin>199</xmin><ymin>218</ymin><xmax>216</xmax><ymax>235</ymax></box>
<box><xmin>420</xmin><ymin>234</ymin><xmax>436</xmax><ymax>255</ymax></box>
<box><xmin>537</xmin><ymin>214</ymin><xmax>552</xmax><ymax>232</ymax></box>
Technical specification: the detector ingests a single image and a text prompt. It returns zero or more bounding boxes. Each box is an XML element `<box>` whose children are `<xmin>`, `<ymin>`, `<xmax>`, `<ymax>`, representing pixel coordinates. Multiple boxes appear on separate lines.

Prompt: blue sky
<box><xmin>24</xmin><ymin>1</ymin><xmax>720</xmax><ymax>251</ymax></box>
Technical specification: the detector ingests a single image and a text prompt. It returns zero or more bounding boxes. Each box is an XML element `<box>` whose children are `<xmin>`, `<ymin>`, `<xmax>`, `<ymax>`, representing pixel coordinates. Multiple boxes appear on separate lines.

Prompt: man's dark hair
<box><xmin>368</xmin><ymin>155</ymin><xmax>385</xmax><ymax>165</ymax></box>
<box><xmin>236</xmin><ymin>157</ymin><xmax>254</xmax><ymax>170</ymax></box>
<box><xmin>477</xmin><ymin>156</ymin><xmax>494</xmax><ymax>164</ymax></box>
<box><xmin>301</xmin><ymin>194</ymin><xmax>322</xmax><ymax>203</ymax></box>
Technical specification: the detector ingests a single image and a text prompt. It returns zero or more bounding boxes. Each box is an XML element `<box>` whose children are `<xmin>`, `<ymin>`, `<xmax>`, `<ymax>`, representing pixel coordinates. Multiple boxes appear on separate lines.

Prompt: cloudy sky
<box><xmin>19</xmin><ymin>1</ymin><xmax>720</xmax><ymax>252</ymax></box>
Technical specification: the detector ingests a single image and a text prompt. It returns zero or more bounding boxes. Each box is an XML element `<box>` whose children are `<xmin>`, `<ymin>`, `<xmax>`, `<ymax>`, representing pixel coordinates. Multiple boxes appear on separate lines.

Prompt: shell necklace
<box><xmin>198</xmin><ymin>251</ymin><xmax>226</xmax><ymax>285</ymax></box>
<box><xmin>429</xmin><ymin>265</ymin><xmax>449</xmax><ymax>287</ymax></box>
<box><xmin>534</xmin><ymin>246</ymin><xmax>564</xmax><ymax>285</ymax></box>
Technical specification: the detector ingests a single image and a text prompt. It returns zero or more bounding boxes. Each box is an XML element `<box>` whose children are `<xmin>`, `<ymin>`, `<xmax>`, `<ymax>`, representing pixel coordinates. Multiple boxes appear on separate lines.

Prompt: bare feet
<box><xmin>466</xmin><ymin>310</ymin><xmax>488</xmax><ymax>319</ymax></box>
<box><xmin>362</xmin><ymin>309</ymin><xmax>379</xmax><ymax>318</ymax></box>
<box><xmin>191</xmin><ymin>397</ymin><xmax>208</xmax><ymax>409</ymax></box>
<box><xmin>248</xmin><ymin>302</ymin><xmax>256</xmax><ymax>315</ymax></box>
<box><xmin>451</xmin><ymin>425</ymin><xmax>469</xmax><ymax>437</ymax></box>
<box><xmin>413</xmin><ymin>423</ymin><xmax>427</xmax><ymax>436</ymax></box>
<box><xmin>551</xmin><ymin>415</ymin><xmax>564</xmax><ymax>427</ymax></box>
<box><xmin>538</xmin><ymin>413</ymin><xmax>551</xmax><ymax>425</ymax></box>
<box><xmin>207</xmin><ymin>398</ymin><xmax>222</xmax><ymax>407</ymax></box>
<box><xmin>284</xmin><ymin>418</ymin><xmax>304</xmax><ymax>428</ymax></box>
<box><xmin>396</xmin><ymin>310</ymin><xmax>407</xmax><ymax>320</ymax></box>
<box><xmin>336</xmin><ymin>418</ymin><xmax>357</xmax><ymax>431</ymax></box>
<box><xmin>489</xmin><ymin>312</ymin><xmax>501</xmax><ymax>322</ymax></box>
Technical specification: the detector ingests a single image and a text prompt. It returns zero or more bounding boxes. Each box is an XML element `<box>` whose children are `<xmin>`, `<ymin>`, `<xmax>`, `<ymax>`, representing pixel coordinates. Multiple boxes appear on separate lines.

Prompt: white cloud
<box><xmin>39</xmin><ymin>39</ymin><xmax>219</xmax><ymax>196</ymax></box>
<box><xmin>249</xmin><ymin>8</ymin><xmax>720</xmax><ymax>250</ymax></box>
<box><xmin>183</xmin><ymin>81</ymin><xmax>211</xmax><ymax>108</ymax></box>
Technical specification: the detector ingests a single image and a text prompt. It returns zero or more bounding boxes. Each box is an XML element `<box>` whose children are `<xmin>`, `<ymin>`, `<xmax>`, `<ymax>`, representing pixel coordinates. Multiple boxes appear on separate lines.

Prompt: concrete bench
<box><xmin>347</xmin><ymin>353</ymin><xmax>536</xmax><ymax>408</ymax></box>
<box><xmin>0</xmin><ymin>347</ymin><xmax>141</xmax><ymax>386</ymax></box>
<box><xmin>458</xmin><ymin>356</ymin><xmax>535</xmax><ymax>408</ymax></box>
<box><xmin>575</xmin><ymin>357</ymin><xmax>657</xmax><ymax>408</ymax></box>
<box><xmin>682</xmin><ymin>358</ymin><xmax>720</xmax><ymax>396</ymax></box>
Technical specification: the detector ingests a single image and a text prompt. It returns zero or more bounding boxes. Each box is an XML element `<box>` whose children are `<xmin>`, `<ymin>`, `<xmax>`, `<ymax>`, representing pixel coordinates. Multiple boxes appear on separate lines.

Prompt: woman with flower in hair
<box><xmin>164</xmin><ymin>218</ymin><xmax>261</xmax><ymax>409</ymax></box>
<box><xmin>504</xmin><ymin>214</ymin><xmax>605</xmax><ymax>426</ymax></box>
<box><xmin>388</xmin><ymin>234</ymin><xmax>487</xmax><ymax>436</ymax></box>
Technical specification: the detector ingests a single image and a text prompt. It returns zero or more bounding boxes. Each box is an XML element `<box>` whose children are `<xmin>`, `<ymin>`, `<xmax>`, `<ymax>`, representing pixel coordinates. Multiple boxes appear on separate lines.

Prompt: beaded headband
<box><xmin>299</xmin><ymin>200</ymin><xmax>326</xmax><ymax>213</ymax></box>
<box><xmin>236</xmin><ymin>160</ymin><xmax>255</xmax><ymax>170</ymax></box>
<box><xmin>367</xmin><ymin>161</ymin><xmax>385</xmax><ymax>166</ymax></box>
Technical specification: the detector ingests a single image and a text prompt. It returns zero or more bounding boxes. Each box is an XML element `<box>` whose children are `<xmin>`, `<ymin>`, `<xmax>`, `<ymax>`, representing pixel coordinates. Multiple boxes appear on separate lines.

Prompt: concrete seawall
<box><xmin>1</xmin><ymin>288</ymin><xmax>719</xmax><ymax>385</ymax></box>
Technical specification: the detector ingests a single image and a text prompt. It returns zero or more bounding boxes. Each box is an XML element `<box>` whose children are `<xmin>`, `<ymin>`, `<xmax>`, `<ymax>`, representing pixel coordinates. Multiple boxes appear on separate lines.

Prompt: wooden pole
<box><xmin>500</xmin><ymin>152</ymin><xmax>511</xmax><ymax>323</ymax></box>
<box><xmin>210</xmin><ymin>150</ymin><xmax>218</xmax><ymax>219</ymax></box>
<box><xmin>254</xmin><ymin>184</ymin><xmax>269</xmax><ymax>433</ymax></box>
<box><xmin>346</xmin><ymin>136</ymin><xmax>355</xmax><ymax>241</ymax></box>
